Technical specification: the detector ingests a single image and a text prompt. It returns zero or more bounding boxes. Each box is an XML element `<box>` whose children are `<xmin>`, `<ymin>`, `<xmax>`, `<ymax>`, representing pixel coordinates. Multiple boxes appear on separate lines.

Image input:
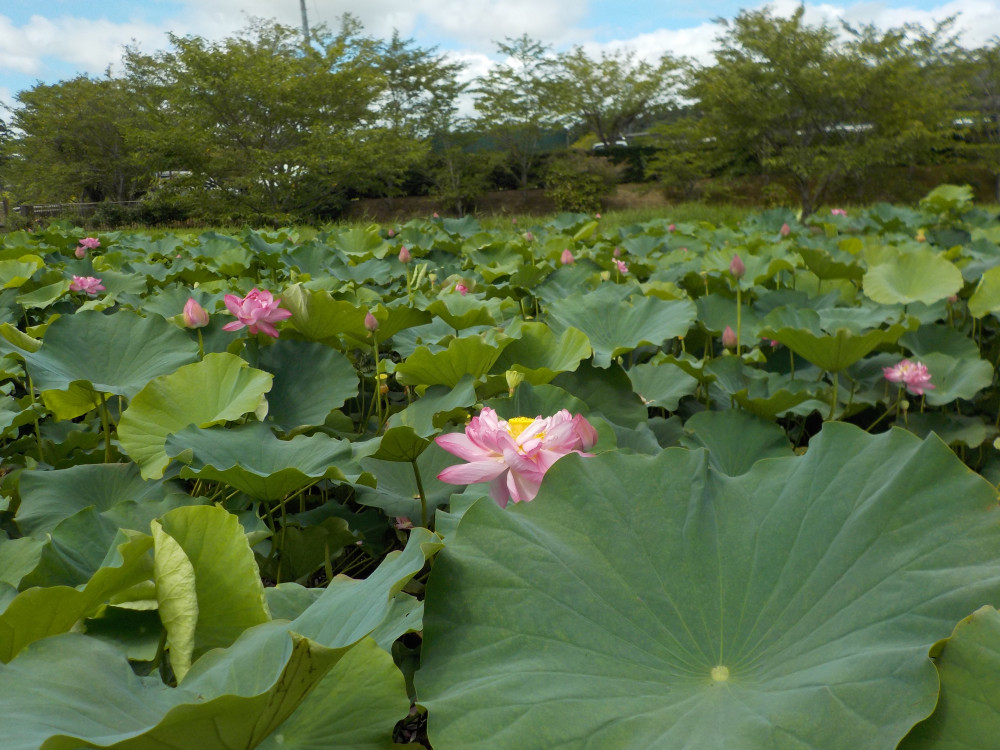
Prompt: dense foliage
<box><xmin>3</xmin><ymin>10</ymin><xmax>1000</xmax><ymax>222</ymax></box>
<box><xmin>2</xmin><ymin>187</ymin><xmax>1000</xmax><ymax>747</ymax></box>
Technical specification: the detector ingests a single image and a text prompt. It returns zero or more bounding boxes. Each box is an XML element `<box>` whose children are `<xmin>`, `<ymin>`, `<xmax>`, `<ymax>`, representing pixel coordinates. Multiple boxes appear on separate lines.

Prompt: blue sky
<box><xmin>3</xmin><ymin>0</ymin><xmax>999</xmax><ymax>111</ymax></box>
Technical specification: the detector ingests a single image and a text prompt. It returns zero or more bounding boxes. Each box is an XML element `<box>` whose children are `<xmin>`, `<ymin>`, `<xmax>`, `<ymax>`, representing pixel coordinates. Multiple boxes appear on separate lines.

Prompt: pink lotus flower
<box><xmin>831</xmin><ymin>208</ymin><xmax>848</xmax><ymax>217</ymax></box>
<box><xmin>780</xmin><ymin>223</ymin><xmax>791</xmax><ymax>237</ymax></box>
<box><xmin>455</xmin><ymin>283</ymin><xmax>468</xmax><ymax>296</ymax></box>
<box><xmin>883</xmin><ymin>359</ymin><xmax>935</xmax><ymax>396</ymax></box>
<box><xmin>615</xmin><ymin>259</ymin><xmax>628</xmax><ymax>274</ymax></box>
<box><xmin>183</xmin><ymin>298</ymin><xmax>209</xmax><ymax>328</ymax></box>
<box><xmin>69</xmin><ymin>276</ymin><xmax>105</xmax><ymax>296</ymax></box>
<box><xmin>524</xmin><ymin>232</ymin><xmax>534</xmax><ymax>242</ymax></box>
<box><xmin>399</xmin><ymin>246</ymin><xmax>411</xmax><ymax>263</ymax></box>
<box><xmin>722</xmin><ymin>325</ymin><xmax>738</xmax><ymax>349</ymax></box>
<box><xmin>222</xmin><ymin>288</ymin><xmax>292</xmax><ymax>338</ymax></box>
<box><xmin>668</xmin><ymin>223</ymin><xmax>676</xmax><ymax>232</ymax></box>
<box><xmin>560</xmin><ymin>249</ymin><xmax>575</xmax><ymax>265</ymax></box>
<box><xmin>613</xmin><ymin>247</ymin><xmax>622</xmax><ymax>257</ymax></box>
<box><xmin>595</xmin><ymin>213</ymin><xmax>601</xmax><ymax>219</ymax></box>
<box><xmin>730</xmin><ymin>254</ymin><xmax>745</xmax><ymax>279</ymax></box>
<box><xmin>74</xmin><ymin>246</ymin><xmax>87</xmax><ymax>259</ymax></box>
<box><xmin>79</xmin><ymin>237</ymin><xmax>100</xmax><ymax>250</ymax></box>
<box><xmin>433</xmin><ymin>212</ymin><xmax>440</xmax><ymax>219</ymax></box>
<box><xmin>435</xmin><ymin>407</ymin><xmax>598</xmax><ymax>507</ymax></box>
<box><xmin>364</xmin><ymin>310</ymin><xmax>379</xmax><ymax>332</ymax></box>
<box><xmin>387</xmin><ymin>228</ymin><xmax>395</xmax><ymax>238</ymax></box>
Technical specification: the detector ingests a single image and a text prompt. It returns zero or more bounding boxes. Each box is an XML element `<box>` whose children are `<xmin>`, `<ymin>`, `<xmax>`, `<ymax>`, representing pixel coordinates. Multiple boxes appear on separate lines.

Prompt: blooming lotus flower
<box><xmin>831</xmin><ymin>208</ymin><xmax>847</xmax><ymax>217</ymax></box>
<box><xmin>560</xmin><ymin>249</ymin><xmax>575</xmax><ymax>265</ymax></box>
<box><xmin>399</xmin><ymin>246</ymin><xmax>411</xmax><ymax>263</ymax></box>
<box><xmin>455</xmin><ymin>283</ymin><xmax>468</xmax><ymax>296</ymax></box>
<box><xmin>435</xmin><ymin>407</ymin><xmax>598</xmax><ymax>507</ymax></box>
<box><xmin>615</xmin><ymin>259</ymin><xmax>628</xmax><ymax>274</ymax></box>
<box><xmin>780</xmin><ymin>223</ymin><xmax>791</xmax><ymax>237</ymax></box>
<box><xmin>183</xmin><ymin>298</ymin><xmax>209</xmax><ymax>328</ymax></box>
<box><xmin>730</xmin><ymin>254</ymin><xmax>745</xmax><ymax>279</ymax></box>
<box><xmin>883</xmin><ymin>359</ymin><xmax>935</xmax><ymax>396</ymax></box>
<box><xmin>222</xmin><ymin>288</ymin><xmax>292</xmax><ymax>338</ymax></box>
<box><xmin>69</xmin><ymin>276</ymin><xmax>105</xmax><ymax>296</ymax></box>
<box><xmin>79</xmin><ymin>237</ymin><xmax>100</xmax><ymax>249</ymax></box>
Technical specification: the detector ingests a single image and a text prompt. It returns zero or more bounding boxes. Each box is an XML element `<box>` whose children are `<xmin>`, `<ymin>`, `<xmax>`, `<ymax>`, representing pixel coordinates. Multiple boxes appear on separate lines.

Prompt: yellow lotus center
<box><xmin>506</xmin><ymin>416</ymin><xmax>543</xmax><ymax>440</ymax></box>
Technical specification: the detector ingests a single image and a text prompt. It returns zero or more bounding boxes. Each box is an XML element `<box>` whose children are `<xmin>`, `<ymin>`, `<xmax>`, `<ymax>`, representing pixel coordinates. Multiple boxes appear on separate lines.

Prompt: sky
<box><xmin>2</xmin><ymin>0</ymin><xmax>1000</xmax><ymax>113</ymax></box>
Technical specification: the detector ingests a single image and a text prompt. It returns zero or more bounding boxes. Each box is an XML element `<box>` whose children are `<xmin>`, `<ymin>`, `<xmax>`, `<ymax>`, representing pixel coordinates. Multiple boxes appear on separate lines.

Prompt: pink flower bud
<box><xmin>387</xmin><ymin>228</ymin><xmax>395</xmax><ymax>237</ymax></box>
<box><xmin>364</xmin><ymin>310</ymin><xmax>379</xmax><ymax>332</ymax></box>
<box><xmin>455</xmin><ymin>283</ymin><xmax>468</xmax><ymax>296</ymax></box>
<box><xmin>183</xmin><ymin>297</ymin><xmax>209</xmax><ymax>328</ymax></box>
<box><xmin>524</xmin><ymin>232</ymin><xmax>534</xmax><ymax>242</ymax></box>
<box><xmin>722</xmin><ymin>326</ymin><xmax>738</xmax><ymax>349</ymax></box>
<box><xmin>613</xmin><ymin>247</ymin><xmax>621</xmax><ymax>257</ymax></box>
<box><xmin>595</xmin><ymin>213</ymin><xmax>601</xmax><ymax>219</ymax></box>
<box><xmin>729</xmin><ymin>254</ymin><xmax>745</xmax><ymax>279</ymax></box>
<box><xmin>399</xmin><ymin>246</ymin><xmax>411</xmax><ymax>263</ymax></box>
<box><xmin>560</xmin><ymin>249</ymin><xmax>575</xmax><ymax>265</ymax></box>
<box><xmin>780</xmin><ymin>223</ymin><xmax>791</xmax><ymax>237</ymax></box>
<box><xmin>668</xmin><ymin>224</ymin><xmax>676</xmax><ymax>232</ymax></box>
<box><xmin>433</xmin><ymin>212</ymin><xmax>440</xmax><ymax>219</ymax></box>
<box><xmin>74</xmin><ymin>246</ymin><xmax>87</xmax><ymax>259</ymax></box>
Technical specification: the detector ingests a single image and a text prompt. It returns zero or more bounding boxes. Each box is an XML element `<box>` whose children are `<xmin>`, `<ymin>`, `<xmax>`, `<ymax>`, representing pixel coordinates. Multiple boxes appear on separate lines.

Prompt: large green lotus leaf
<box><xmin>0</xmin><ymin>532</ymin><xmax>153</xmax><ymax>662</ymax></box>
<box><xmin>485</xmin><ymin>383</ymin><xmax>589</xmax><ymax>422</ymax></box>
<box><xmin>627</xmin><ymin>359</ymin><xmax>699</xmax><ymax>409</ymax></box>
<box><xmin>18</xmin><ymin>310</ymin><xmax>198</xmax><ymax>398</ymax></box>
<box><xmin>0</xmin><ymin>626</ymin><xmax>348</xmax><ymax>750</ymax></box>
<box><xmin>0</xmin><ymin>255</ymin><xmax>43</xmax><ymax>288</ymax></box>
<box><xmin>425</xmin><ymin>294</ymin><xmax>503</xmax><ymax>331</ymax></box>
<box><xmin>394</xmin><ymin>334</ymin><xmax>512</xmax><ymax>388</ymax></box>
<box><xmin>706</xmin><ymin>356</ymin><xmax>823</xmax><ymax>419</ymax></box>
<box><xmin>968</xmin><ymin>265</ymin><xmax>1000</xmax><ymax>319</ymax></box>
<box><xmin>418</xmin><ymin>424</ymin><xmax>1000</xmax><ymax>750</ymax></box>
<box><xmin>797</xmin><ymin>246</ymin><xmax>865</xmax><ymax>281</ymax></box>
<box><xmin>153</xmin><ymin>504</ymin><xmax>271</xmax><ymax>681</ymax></box>
<box><xmin>761</xmin><ymin>317</ymin><xmax>914</xmax><ymax>372</ymax></box>
<box><xmin>118</xmin><ymin>352</ymin><xmax>273</xmax><ymax>479</ymax></box>
<box><xmin>17</xmin><ymin>463</ymin><xmax>183</xmax><ymax>538</ymax></box>
<box><xmin>680</xmin><ymin>409</ymin><xmax>793</xmax><ymax>475</ymax></box>
<box><xmin>899</xmin><ymin>324</ymin><xmax>981</xmax><ymax>360</ymax></box>
<box><xmin>291</xmin><ymin>527</ymin><xmax>442</xmax><ymax>646</ymax></box>
<box><xmin>281</xmin><ymin>284</ymin><xmax>368</xmax><ymax>342</ymax></box>
<box><xmin>863</xmin><ymin>251</ymin><xmax>963</xmax><ymax>306</ymax></box>
<box><xmin>165</xmin><ymin>423</ymin><xmax>352</xmax><ymax>501</ymax></box>
<box><xmin>900</xmin><ymin>606</ymin><xmax>1000</xmax><ymax>749</ymax></box>
<box><xmin>546</xmin><ymin>285</ymin><xmax>696</xmax><ymax>368</ymax></box>
<box><xmin>896</xmin><ymin>412</ymin><xmax>989</xmax><ymax>448</ymax></box>
<box><xmin>492</xmin><ymin>322</ymin><xmax>591</xmax><ymax>384</ymax></box>
<box><xmin>386</xmin><ymin>377</ymin><xmax>477</xmax><ymax>438</ymax></box>
<box><xmin>919</xmin><ymin>352</ymin><xmax>995</xmax><ymax>407</ymax></box>
<box><xmin>257</xmin><ymin>636</ymin><xmax>409</xmax><ymax>750</ymax></box>
<box><xmin>551</xmin><ymin>361</ymin><xmax>648</xmax><ymax>427</ymax></box>
<box><xmin>0</xmin><ymin>537</ymin><xmax>43</xmax><ymax>588</ymax></box>
<box><xmin>369</xmin><ymin>426</ymin><xmax>431</xmax><ymax>463</ymax></box>
<box><xmin>18</xmin><ymin>509</ymin><xmax>123</xmax><ymax>589</ymax></box>
<box><xmin>255</xmin><ymin>339</ymin><xmax>358</xmax><ymax>433</ymax></box>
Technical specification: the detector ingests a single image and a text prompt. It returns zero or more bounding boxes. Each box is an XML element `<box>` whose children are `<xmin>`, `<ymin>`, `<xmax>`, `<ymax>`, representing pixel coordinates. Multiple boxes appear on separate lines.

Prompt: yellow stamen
<box><xmin>506</xmin><ymin>416</ymin><xmax>543</xmax><ymax>440</ymax></box>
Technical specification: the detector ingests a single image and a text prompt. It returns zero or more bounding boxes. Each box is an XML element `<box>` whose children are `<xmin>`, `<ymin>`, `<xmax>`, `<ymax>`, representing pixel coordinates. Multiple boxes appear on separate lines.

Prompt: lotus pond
<box><xmin>3</xmin><ymin>185</ymin><xmax>1000</xmax><ymax>748</ymax></box>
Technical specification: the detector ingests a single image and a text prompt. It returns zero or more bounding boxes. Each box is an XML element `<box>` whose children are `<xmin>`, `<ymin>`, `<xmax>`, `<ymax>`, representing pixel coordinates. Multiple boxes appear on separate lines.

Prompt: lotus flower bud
<box><xmin>399</xmin><ymin>246</ymin><xmax>411</xmax><ymax>263</ymax></box>
<box><xmin>668</xmin><ymin>224</ymin><xmax>676</xmax><ymax>232</ymax></box>
<box><xmin>730</xmin><ymin>254</ymin><xmax>745</xmax><ymax>279</ymax></box>
<box><xmin>560</xmin><ymin>249</ymin><xmax>575</xmax><ymax>265</ymax></box>
<box><xmin>74</xmin><ymin>246</ymin><xmax>87</xmax><ymax>259</ymax></box>
<box><xmin>524</xmin><ymin>232</ymin><xmax>534</xmax><ymax>242</ymax></box>
<box><xmin>613</xmin><ymin>247</ymin><xmax>622</xmax><ymax>257</ymax></box>
<box><xmin>183</xmin><ymin>298</ymin><xmax>210</xmax><ymax>329</ymax></box>
<box><xmin>364</xmin><ymin>311</ymin><xmax>379</xmax><ymax>333</ymax></box>
<box><xmin>780</xmin><ymin>223</ymin><xmax>791</xmax><ymax>237</ymax></box>
<box><xmin>455</xmin><ymin>283</ymin><xmax>468</xmax><ymax>296</ymax></box>
<box><xmin>387</xmin><ymin>228</ymin><xmax>395</xmax><ymax>237</ymax></box>
<box><xmin>722</xmin><ymin>325</ymin><xmax>738</xmax><ymax>350</ymax></box>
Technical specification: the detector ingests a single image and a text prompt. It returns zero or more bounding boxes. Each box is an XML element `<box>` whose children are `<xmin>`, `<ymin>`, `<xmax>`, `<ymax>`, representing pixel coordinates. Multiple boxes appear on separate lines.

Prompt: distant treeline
<box><xmin>1</xmin><ymin>7</ymin><xmax>998</xmax><ymax>225</ymax></box>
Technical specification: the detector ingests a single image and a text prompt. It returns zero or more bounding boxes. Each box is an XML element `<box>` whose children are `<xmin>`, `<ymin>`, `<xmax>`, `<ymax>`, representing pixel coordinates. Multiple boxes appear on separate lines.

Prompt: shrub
<box><xmin>544</xmin><ymin>152</ymin><xmax>621</xmax><ymax>213</ymax></box>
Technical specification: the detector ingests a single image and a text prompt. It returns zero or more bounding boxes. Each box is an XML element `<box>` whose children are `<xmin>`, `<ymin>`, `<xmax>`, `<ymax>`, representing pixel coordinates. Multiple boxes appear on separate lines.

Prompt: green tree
<box><xmin>472</xmin><ymin>34</ymin><xmax>564</xmax><ymax>194</ymax></box>
<box><xmin>554</xmin><ymin>46</ymin><xmax>682</xmax><ymax>148</ymax></box>
<box><xmin>682</xmin><ymin>7</ymin><xmax>960</xmax><ymax>217</ymax></box>
<box><xmin>4</xmin><ymin>75</ymin><xmax>151</xmax><ymax>204</ymax></box>
<box><xmin>124</xmin><ymin>17</ymin><xmax>389</xmax><ymax>220</ymax></box>
<box><xmin>959</xmin><ymin>38</ymin><xmax>1000</xmax><ymax>200</ymax></box>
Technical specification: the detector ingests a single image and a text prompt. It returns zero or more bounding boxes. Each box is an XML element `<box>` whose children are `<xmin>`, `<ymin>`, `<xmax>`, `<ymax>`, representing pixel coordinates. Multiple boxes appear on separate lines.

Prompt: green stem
<box><xmin>411</xmin><ymin>459</ymin><xmax>429</xmax><ymax>529</ymax></box>
<box><xmin>735</xmin><ymin>285</ymin><xmax>742</xmax><ymax>357</ymax></box>
<box><xmin>99</xmin><ymin>393</ymin><xmax>112</xmax><ymax>462</ymax></box>
<box><xmin>827</xmin><ymin>371</ymin><xmax>839</xmax><ymax>421</ymax></box>
<box><xmin>371</xmin><ymin>332</ymin><xmax>383</xmax><ymax>431</ymax></box>
<box><xmin>27</xmin><ymin>375</ymin><xmax>45</xmax><ymax>464</ymax></box>
<box><xmin>196</xmin><ymin>329</ymin><xmax>204</xmax><ymax>361</ymax></box>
